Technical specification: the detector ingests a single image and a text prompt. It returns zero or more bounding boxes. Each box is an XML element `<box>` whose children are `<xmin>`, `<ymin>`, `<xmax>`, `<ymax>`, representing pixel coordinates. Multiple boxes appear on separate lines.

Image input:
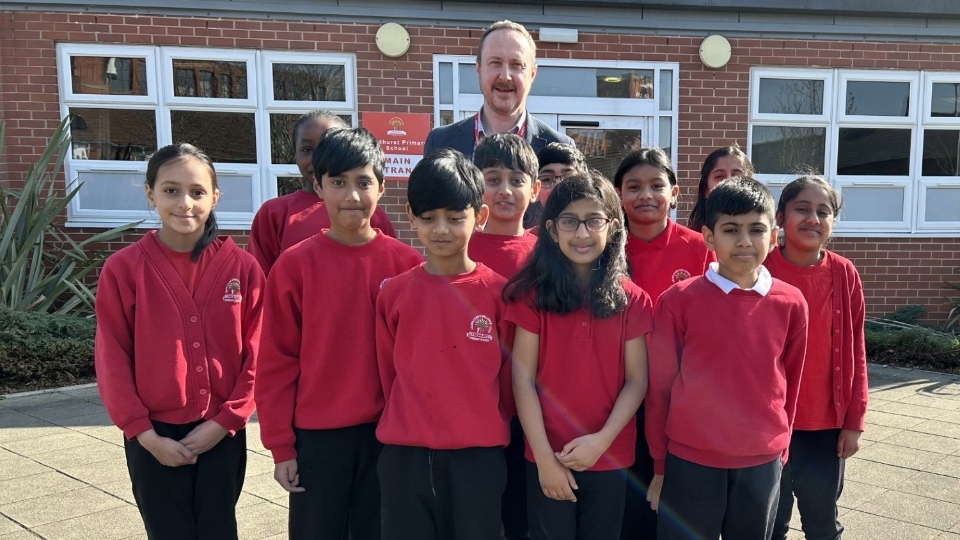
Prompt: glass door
<box><xmin>557</xmin><ymin>115</ymin><xmax>651</xmax><ymax>180</ymax></box>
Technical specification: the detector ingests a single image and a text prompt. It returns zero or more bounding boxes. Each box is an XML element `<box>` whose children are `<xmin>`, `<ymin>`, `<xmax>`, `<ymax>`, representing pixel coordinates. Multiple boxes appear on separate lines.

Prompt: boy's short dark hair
<box><xmin>408</xmin><ymin>149</ymin><xmax>484</xmax><ymax>216</ymax></box>
<box><xmin>313</xmin><ymin>127</ymin><xmax>384</xmax><ymax>185</ymax></box>
<box><xmin>536</xmin><ymin>142</ymin><xmax>586</xmax><ymax>172</ymax></box>
<box><xmin>704</xmin><ymin>176</ymin><xmax>775</xmax><ymax>230</ymax></box>
<box><xmin>473</xmin><ymin>133</ymin><xmax>539</xmax><ymax>180</ymax></box>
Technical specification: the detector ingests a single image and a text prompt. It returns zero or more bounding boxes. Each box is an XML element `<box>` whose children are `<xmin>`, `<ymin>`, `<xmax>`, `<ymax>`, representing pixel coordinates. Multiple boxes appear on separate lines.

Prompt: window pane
<box><xmin>751</xmin><ymin>126</ymin><xmax>826</xmax><ymax>174</ymax></box>
<box><xmin>458</xmin><ymin>63</ymin><xmax>480</xmax><ymax>94</ymax></box>
<box><xmin>564</xmin><ymin>127</ymin><xmax>642</xmax><ymax>180</ymax></box>
<box><xmin>277</xmin><ymin>176</ymin><xmax>303</xmax><ymax>197</ymax></box>
<box><xmin>172</xmin><ymin>59</ymin><xmax>247</xmax><ymax>98</ymax></box>
<box><xmin>68</xmin><ymin>108</ymin><xmax>156</xmax><ymax>161</ymax></box>
<box><xmin>170</xmin><ymin>111</ymin><xmax>256</xmax><ymax>164</ymax></box>
<box><xmin>70</xmin><ymin>56</ymin><xmax>148</xmax><ymax>96</ymax></box>
<box><xmin>75</xmin><ymin>170</ymin><xmax>149</xmax><ymax>210</ymax></box>
<box><xmin>922</xmin><ymin>130</ymin><xmax>960</xmax><ymax>176</ymax></box>
<box><xmin>758</xmin><ymin>78</ymin><xmax>823</xmax><ymax>115</ymax></box>
<box><xmin>840</xmin><ymin>186</ymin><xmax>904</xmax><ymax>221</ymax></box>
<box><xmin>925</xmin><ymin>187</ymin><xmax>960</xmax><ymax>222</ymax></box>
<box><xmin>439</xmin><ymin>62</ymin><xmax>453</xmax><ymax>105</ymax></box>
<box><xmin>659</xmin><ymin>70</ymin><xmax>673</xmax><ymax>111</ymax></box>
<box><xmin>273</xmin><ymin>64</ymin><xmax>346</xmax><ymax>101</ymax></box>
<box><xmin>837</xmin><ymin>128</ymin><xmax>910</xmax><ymax>175</ymax></box>
<box><xmin>659</xmin><ymin>116</ymin><xmax>672</xmax><ymax>158</ymax></box>
<box><xmin>931</xmin><ymin>83</ymin><xmax>960</xmax><ymax>118</ymax></box>
<box><xmin>845</xmin><ymin>81</ymin><xmax>910</xmax><ymax>116</ymax></box>
<box><xmin>215</xmin><ymin>174</ymin><xmax>255</xmax><ymax>213</ymax></box>
<box><xmin>269</xmin><ymin>113</ymin><xmax>353</xmax><ymax>164</ymax></box>
<box><xmin>440</xmin><ymin>110</ymin><xmax>454</xmax><ymax>127</ymax></box>
<box><xmin>457</xmin><ymin>64</ymin><xmax>657</xmax><ymax>99</ymax></box>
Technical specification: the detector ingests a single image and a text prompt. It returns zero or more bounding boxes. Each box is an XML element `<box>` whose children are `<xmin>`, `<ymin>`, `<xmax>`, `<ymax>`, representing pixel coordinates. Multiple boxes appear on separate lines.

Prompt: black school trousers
<box><xmin>657</xmin><ymin>453</ymin><xmax>781</xmax><ymax>540</ymax></box>
<box><xmin>379</xmin><ymin>444</ymin><xmax>507</xmax><ymax>540</ymax></box>
<box><xmin>526</xmin><ymin>462</ymin><xmax>627</xmax><ymax>540</ymax></box>
<box><xmin>772</xmin><ymin>429</ymin><xmax>845</xmax><ymax>540</ymax></box>
<box><xmin>503</xmin><ymin>416</ymin><xmax>530</xmax><ymax>539</ymax></box>
<box><xmin>288</xmin><ymin>423</ymin><xmax>382</xmax><ymax>540</ymax></box>
<box><xmin>123</xmin><ymin>420</ymin><xmax>246</xmax><ymax>540</ymax></box>
<box><xmin>622</xmin><ymin>403</ymin><xmax>658</xmax><ymax>540</ymax></box>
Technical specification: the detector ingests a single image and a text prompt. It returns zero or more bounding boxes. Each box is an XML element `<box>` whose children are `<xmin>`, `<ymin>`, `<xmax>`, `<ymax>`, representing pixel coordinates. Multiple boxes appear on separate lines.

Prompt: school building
<box><xmin>1</xmin><ymin>0</ymin><xmax>959</xmax><ymax>321</ymax></box>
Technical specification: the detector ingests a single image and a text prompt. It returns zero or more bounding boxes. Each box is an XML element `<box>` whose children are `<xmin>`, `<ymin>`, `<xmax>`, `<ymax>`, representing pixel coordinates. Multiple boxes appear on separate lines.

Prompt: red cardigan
<box><xmin>764</xmin><ymin>247</ymin><xmax>868</xmax><ymax>431</ymax></box>
<box><xmin>95</xmin><ymin>232</ymin><xmax>264</xmax><ymax>439</ymax></box>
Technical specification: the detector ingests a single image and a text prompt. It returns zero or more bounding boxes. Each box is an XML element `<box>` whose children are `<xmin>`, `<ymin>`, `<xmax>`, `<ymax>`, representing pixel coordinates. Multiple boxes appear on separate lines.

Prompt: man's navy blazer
<box><xmin>422</xmin><ymin>112</ymin><xmax>574</xmax><ymax>157</ymax></box>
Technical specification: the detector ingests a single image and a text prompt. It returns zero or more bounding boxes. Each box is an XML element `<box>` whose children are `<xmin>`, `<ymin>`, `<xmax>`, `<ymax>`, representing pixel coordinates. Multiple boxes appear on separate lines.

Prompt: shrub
<box><xmin>866</xmin><ymin>305</ymin><xmax>960</xmax><ymax>372</ymax></box>
<box><xmin>0</xmin><ymin>306</ymin><xmax>96</xmax><ymax>392</ymax></box>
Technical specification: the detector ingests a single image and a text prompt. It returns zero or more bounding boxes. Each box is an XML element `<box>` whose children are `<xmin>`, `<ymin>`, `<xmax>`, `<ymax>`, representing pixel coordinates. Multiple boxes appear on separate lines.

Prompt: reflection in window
<box><xmin>840</xmin><ymin>186</ymin><xmax>904</xmax><ymax>222</ymax></box>
<box><xmin>68</xmin><ymin>108</ymin><xmax>157</xmax><ymax>161</ymax></box>
<box><xmin>170</xmin><ymin>111</ymin><xmax>256</xmax><ymax>163</ymax></box>
<box><xmin>922</xmin><ymin>130</ymin><xmax>960</xmax><ymax>176</ymax></box>
<box><xmin>564</xmin><ymin>127</ymin><xmax>642</xmax><ymax>179</ymax></box>
<box><xmin>837</xmin><ymin>128</ymin><xmax>910</xmax><ymax>175</ymax></box>
<box><xmin>172</xmin><ymin>59</ymin><xmax>246</xmax><ymax>98</ymax></box>
<box><xmin>931</xmin><ymin>83</ymin><xmax>960</xmax><ymax>118</ymax></box>
<box><xmin>924</xmin><ymin>187</ymin><xmax>960</xmax><ymax>222</ymax></box>
<box><xmin>845</xmin><ymin>81</ymin><xmax>909</xmax><ymax>116</ymax></box>
<box><xmin>751</xmin><ymin>126</ymin><xmax>826</xmax><ymax>174</ymax></box>
<box><xmin>273</xmin><ymin>64</ymin><xmax>346</xmax><ymax>101</ymax></box>
<box><xmin>457</xmin><ymin>64</ymin><xmax>657</xmax><ymax>99</ymax></box>
<box><xmin>758</xmin><ymin>78</ymin><xmax>823</xmax><ymax>115</ymax></box>
<box><xmin>269</xmin><ymin>113</ymin><xmax>353</xmax><ymax>164</ymax></box>
<box><xmin>70</xmin><ymin>56</ymin><xmax>148</xmax><ymax>96</ymax></box>
<box><xmin>440</xmin><ymin>110</ymin><xmax>454</xmax><ymax>127</ymax></box>
<box><xmin>277</xmin><ymin>176</ymin><xmax>303</xmax><ymax>197</ymax></box>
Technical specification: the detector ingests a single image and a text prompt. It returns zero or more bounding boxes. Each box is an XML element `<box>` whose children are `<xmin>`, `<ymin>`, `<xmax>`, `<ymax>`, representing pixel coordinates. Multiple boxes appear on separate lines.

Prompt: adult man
<box><xmin>423</xmin><ymin>20</ymin><xmax>573</xmax><ymax>159</ymax></box>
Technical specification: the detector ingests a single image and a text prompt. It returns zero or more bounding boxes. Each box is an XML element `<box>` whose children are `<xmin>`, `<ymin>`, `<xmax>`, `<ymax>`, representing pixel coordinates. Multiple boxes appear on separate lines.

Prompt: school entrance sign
<box><xmin>362</xmin><ymin>112</ymin><xmax>431</xmax><ymax>181</ymax></box>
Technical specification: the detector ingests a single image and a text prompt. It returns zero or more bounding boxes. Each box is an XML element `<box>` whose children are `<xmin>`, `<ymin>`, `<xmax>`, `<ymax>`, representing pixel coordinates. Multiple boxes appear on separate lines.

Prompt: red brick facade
<box><xmin>1</xmin><ymin>11</ymin><xmax>958</xmax><ymax>321</ymax></box>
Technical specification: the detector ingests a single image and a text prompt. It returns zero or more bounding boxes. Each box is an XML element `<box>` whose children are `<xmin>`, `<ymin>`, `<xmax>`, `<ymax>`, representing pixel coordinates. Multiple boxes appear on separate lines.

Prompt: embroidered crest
<box><xmin>466</xmin><ymin>315</ymin><xmax>494</xmax><ymax>342</ymax></box>
<box><xmin>223</xmin><ymin>278</ymin><xmax>242</xmax><ymax>303</ymax></box>
<box><xmin>671</xmin><ymin>268</ymin><xmax>692</xmax><ymax>283</ymax></box>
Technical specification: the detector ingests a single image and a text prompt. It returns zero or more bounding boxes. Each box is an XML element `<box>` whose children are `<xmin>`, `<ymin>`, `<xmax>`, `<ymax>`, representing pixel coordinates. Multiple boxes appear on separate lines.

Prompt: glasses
<box><xmin>537</xmin><ymin>174</ymin><xmax>564</xmax><ymax>188</ymax></box>
<box><xmin>555</xmin><ymin>216</ymin><xmax>613</xmax><ymax>232</ymax></box>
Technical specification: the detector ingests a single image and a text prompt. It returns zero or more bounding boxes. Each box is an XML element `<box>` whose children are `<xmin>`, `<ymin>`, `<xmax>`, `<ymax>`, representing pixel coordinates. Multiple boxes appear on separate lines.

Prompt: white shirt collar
<box><xmin>478</xmin><ymin>108</ymin><xmax>526</xmax><ymax>137</ymax></box>
<box><xmin>705</xmin><ymin>262</ymin><xmax>773</xmax><ymax>296</ymax></box>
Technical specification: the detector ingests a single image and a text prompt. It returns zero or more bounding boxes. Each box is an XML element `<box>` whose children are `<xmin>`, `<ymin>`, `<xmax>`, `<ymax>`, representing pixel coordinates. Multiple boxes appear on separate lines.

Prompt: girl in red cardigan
<box><xmin>764</xmin><ymin>175</ymin><xmax>868</xmax><ymax>540</ymax></box>
<box><xmin>96</xmin><ymin>143</ymin><xmax>264</xmax><ymax>539</ymax></box>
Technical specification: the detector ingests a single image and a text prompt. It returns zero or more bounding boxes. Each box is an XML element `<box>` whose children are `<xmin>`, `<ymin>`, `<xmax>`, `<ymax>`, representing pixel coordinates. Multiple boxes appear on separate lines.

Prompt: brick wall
<box><xmin>1</xmin><ymin>11</ymin><xmax>958</xmax><ymax>322</ymax></box>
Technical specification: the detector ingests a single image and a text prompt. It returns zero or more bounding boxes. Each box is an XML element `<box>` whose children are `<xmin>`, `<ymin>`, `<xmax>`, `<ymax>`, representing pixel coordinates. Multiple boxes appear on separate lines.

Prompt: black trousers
<box><xmin>526</xmin><ymin>462</ymin><xmax>627</xmax><ymax>540</ymax></box>
<box><xmin>124</xmin><ymin>420</ymin><xmax>246</xmax><ymax>540</ymax></box>
<box><xmin>503</xmin><ymin>416</ymin><xmax>530</xmax><ymax>539</ymax></box>
<box><xmin>772</xmin><ymin>429</ymin><xmax>845</xmax><ymax>540</ymax></box>
<box><xmin>622</xmin><ymin>403</ymin><xmax>657</xmax><ymax>540</ymax></box>
<box><xmin>657</xmin><ymin>453</ymin><xmax>781</xmax><ymax>540</ymax></box>
<box><xmin>288</xmin><ymin>423</ymin><xmax>382</xmax><ymax>540</ymax></box>
<box><xmin>379</xmin><ymin>444</ymin><xmax>507</xmax><ymax>540</ymax></box>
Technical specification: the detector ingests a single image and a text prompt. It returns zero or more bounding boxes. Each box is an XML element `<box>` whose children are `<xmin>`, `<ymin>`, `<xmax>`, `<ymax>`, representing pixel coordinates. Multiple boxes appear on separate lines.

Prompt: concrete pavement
<box><xmin>0</xmin><ymin>363</ymin><xmax>958</xmax><ymax>539</ymax></box>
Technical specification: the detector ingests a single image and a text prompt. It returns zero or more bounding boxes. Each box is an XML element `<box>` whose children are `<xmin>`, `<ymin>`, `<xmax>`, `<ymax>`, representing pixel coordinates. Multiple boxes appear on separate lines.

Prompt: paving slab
<box><xmin>31</xmin><ymin>505</ymin><xmax>144</xmax><ymax>540</ymax></box>
<box><xmin>839</xmin><ymin>509</ymin><xmax>942</xmax><ymax>540</ymax></box>
<box><xmin>0</xmin><ymin>486</ymin><xmax>127</xmax><ymax>528</ymax></box>
<box><xmin>857</xmin><ymin>490</ymin><xmax>960</xmax><ymax>531</ymax></box>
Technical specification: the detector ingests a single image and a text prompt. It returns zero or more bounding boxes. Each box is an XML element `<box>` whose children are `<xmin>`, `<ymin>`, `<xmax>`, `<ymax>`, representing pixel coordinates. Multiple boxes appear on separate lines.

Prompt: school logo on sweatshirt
<box><xmin>223</xmin><ymin>278</ymin><xmax>242</xmax><ymax>303</ymax></box>
<box><xmin>672</xmin><ymin>268</ymin><xmax>692</xmax><ymax>283</ymax></box>
<box><xmin>466</xmin><ymin>315</ymin><xmax>494</xmax><ymax>343</ymax></box>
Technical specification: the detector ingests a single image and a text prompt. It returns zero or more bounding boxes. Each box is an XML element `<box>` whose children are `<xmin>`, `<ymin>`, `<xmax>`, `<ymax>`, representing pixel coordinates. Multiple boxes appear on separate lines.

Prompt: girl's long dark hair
<box><xmin>145</xmin><ymin>143</ymin><xmax>219</xmax><ymax>262</ymax></box>
<box><xmin>504</xmin><ymin>172</ymin><xmax>628</xmax><ymax>318</ymax></box>
<box><xmin>688</xmin><ymin>146</ymin><xmax>753</xmax><ymax>232</ymax></box>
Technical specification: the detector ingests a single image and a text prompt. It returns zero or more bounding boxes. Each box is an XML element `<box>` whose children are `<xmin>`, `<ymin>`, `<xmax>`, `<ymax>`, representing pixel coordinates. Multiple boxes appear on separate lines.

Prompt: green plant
<box><xmin>0</xmin><ymin>306</ymin><xmax>97</xmax><ymax>392</ymax></box>
<box><xmin>0</xmin><ymin>117</ymin><xmax>141</xmax><ymax>314</ymax></box>
<box><xmin>945</xmin><ymin>281</ymin><xmax>960</xmax><ymax>332</ymax></box>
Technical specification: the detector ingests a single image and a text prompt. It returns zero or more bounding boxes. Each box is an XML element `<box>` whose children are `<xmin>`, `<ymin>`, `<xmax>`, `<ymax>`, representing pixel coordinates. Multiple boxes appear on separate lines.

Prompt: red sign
<box><xmin>362</xmin><ymin>112</ymin><xmax>432</xmax><ymax>181</ymax></box>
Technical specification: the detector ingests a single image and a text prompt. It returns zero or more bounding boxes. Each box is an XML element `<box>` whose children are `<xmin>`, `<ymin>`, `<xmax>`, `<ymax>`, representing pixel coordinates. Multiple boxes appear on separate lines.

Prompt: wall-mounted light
<box><xmin>699</xmin><ymin>35</ymin><xmax>732</xmax><ymax>69</ymax></box>
<box><xmin>376</xmin><ymin>22</ymin><xmax>411</xmax><ymax>58</ymax></box>
<box><xmin>539</xmin><ymin>27</ymin><xmax>578</xmax><ymax>44</ymax></box>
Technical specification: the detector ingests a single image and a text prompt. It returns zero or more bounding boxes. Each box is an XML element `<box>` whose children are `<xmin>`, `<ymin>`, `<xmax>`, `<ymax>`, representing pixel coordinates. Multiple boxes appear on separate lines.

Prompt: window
<box><xmin>58</xmin><ymin>45</ymin><xmax>356</xmax><ymax>228</ymax></box>
<box><xmin>750</xmin><ymin>68</ymin><xmax>960</xmax><ymax>235</ymax></box>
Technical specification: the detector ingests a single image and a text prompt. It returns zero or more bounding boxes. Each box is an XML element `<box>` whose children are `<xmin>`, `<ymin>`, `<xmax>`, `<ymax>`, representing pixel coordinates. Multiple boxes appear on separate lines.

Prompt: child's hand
<box><xmin>180</xmin><ymin>420</ymin><xmax>228</xmax><ymax>455</ymax></box>
<box><xmin>538</xmin><ymin>457</ymin><xmax>578</xmax><ymax>502</ymax></box>
<box><xmin>555</xmin><ymin>433</ymin><xmax>609</xmax><ymax>471</ymax></box>
<box><xmin>837</xmin><ymin>429</ymin><xmax>862</xmax><ymax>459</ymax></box>
<box><xmin>274</xmin><ymin>460</ymin><xmax>306</xmax><ymax>493</ymax></box>
<box><xmin>647</xmin><ymin>474</ymin><xmax>664</xmax><ymax>512</ymax></box>
<box><xmin>136</xmin><ymin>430</ymin><xmax>197</xmax><ymax>467</ymax></box>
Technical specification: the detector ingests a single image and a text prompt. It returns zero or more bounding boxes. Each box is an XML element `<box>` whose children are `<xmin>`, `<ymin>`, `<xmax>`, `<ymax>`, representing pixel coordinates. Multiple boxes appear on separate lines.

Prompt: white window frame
<box><xmin>749</xmin><ymin>67</ymin><xmax>960</xmax><ymax>237</ymax></box>
<box><xmin>57</xmin><ymin>43</ymin><xmax>356</xmax><ymax>229</ymax></box>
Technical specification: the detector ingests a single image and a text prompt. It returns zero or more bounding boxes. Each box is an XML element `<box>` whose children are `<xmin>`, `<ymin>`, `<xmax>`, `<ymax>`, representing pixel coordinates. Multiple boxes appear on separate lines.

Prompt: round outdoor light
<box><xmin>699</xmin><ymin>35</ymin><xmax>732</xmax><ymax>69</ymax></box>
<box><xmin>376</xmin><ymin>22</ymin><xmax>411</xmax><ymax>58</ymax></box>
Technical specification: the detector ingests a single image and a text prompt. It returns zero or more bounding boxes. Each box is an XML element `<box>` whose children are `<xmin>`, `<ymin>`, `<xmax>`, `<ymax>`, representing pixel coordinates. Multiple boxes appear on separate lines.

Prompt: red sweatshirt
<box><xmin>505</xmin><ymin>280</ymin><xmax>654</xmax><ymax>471</ymax></box>
<box><xmin>376</xmin><ymin>263</ymin><xmax>512</xmax><ymax>449</ymax></box>
<box><xmin>248</xmin><ymin>190</ymin><xmax>397</xmax><ymax>274</ymax></box>
<box><xmin>646</xmin><ymin>276</ymin><xmax>807</xmax><ymax>474</ymax></box>
<box><xmin>256</xmin><ymin>231</ymin><xmax>422</xmax><ymax>463</ymax></box>
<box><xmin>764</xmin><ymin>247</ymin><xmax>868</xmax><ymax>431</ymax></box>
<box><xmin>468</xmin><ymin>230</ymin><xmax>537</xmax><ymax>279</ymax></box>
<box><xmin>95</xmin><ymin>231</ymin><xmax>264</xmax><ymax>440</ymax></box>
<box><xmin>626</xmin><ymin>219</ymin><xmax>713</xmax><ymax>305</ymax></box>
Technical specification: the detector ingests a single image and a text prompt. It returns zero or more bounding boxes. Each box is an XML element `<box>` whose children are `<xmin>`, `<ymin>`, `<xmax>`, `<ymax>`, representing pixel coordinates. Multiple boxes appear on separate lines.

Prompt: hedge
<box><xmin>0</xmin><ymin>307</ymin><xmax>96</xmax><ymax>392</ymax></box>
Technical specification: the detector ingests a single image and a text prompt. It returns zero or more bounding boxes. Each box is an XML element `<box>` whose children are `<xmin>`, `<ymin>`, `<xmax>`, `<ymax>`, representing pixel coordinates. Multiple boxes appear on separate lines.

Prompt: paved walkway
<box><xmin>0</xmin><ymin>364</ymin><xmax>958</xmax><ymax>539</ymax></box>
